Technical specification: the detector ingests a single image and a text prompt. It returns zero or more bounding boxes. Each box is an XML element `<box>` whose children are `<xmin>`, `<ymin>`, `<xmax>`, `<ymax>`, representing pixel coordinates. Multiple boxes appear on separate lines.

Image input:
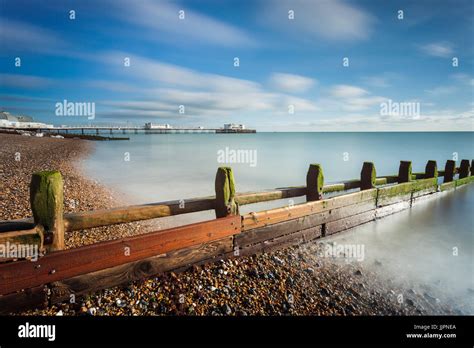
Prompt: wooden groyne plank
<box><xmin>376</xmin><ymin>201</ymin><xmax>411</xmax><ymax>218</ymax></box>
<box><xmin>232</xmin><ymin>225</ymin><xmax>323</xmax><ymax>258</ymax></box>
<box><xmin>241</xmin><ymin>189</ymin><xmax>378</xmax><ymax>231</ymax></box>
<box><xmin>0</xmin><ymin>216</ymin><xmax>240</xmax><ymax>295</ymax></box>
<box><xmin>0</xmin><ymin>285</ymin><xmax>48</xmax><ymax>314</ymax></box>
<box><xmin>236</xmin><ymin>199</ymin><xmax>375</xmax><ymax>247</ymax></box>
<box><xmin>48</xmin><ymin>237</ymin><xmax>233</xmax><ymax>305</ymax></box>
<box><xmin>325</xmin><ymin>210</ymin><xmax>376</xmax><ymax>235</ymax></box>
<box><xmin>64</xmin><ymin>197</ymin><xmax>216</xmax><ymax>231</ymax></box>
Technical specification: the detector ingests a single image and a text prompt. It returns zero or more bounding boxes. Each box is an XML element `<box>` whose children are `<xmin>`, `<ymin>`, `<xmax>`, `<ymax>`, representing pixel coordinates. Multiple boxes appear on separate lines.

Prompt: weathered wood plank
<box><xmin>455</xmin><ymin>176</ymin><xmax>473</xmax><ymax>187</ymax></box>
<box><xmin>231</xmin><ymin>225</ymin><xmax>322</xmax><ymax>258</ymax></box>
<box><xmin>376</xmin><ymin>201</ymin><xmax>411</xmax><ymax>218</ymax></box>
<box><xmin>0</xmin><ymin>285</ymin><xmax>47</xmax><ymax>314</ymax></box>
<box><xmin>242</xmin><ymin>189</ymin><xmax>377</xmax><ymax>230</ymax></box>
<box><xmin>377</xmin><ymin>182</ymin><xmax>412</xmax><ymax>206</ymax></box>
<box><xmin>440</xmin><ymin>181</ymin><xmax>456</xmax><ymax>191</ymax></box>
<box><xmin>49</xmin><ymin>237</ymin><xmax>233</xmax><ymax>304</ymax></box>
<box><xmin>325</xmin><ymin>210</ymin><xmax>376</xmax><ymax>235</ymax></box>
<box><xmin>0</xmin><ymin>216</ymin><xmax>240</xmax><ymax>295</ymax></box>
<box><xmin>237</xmin><ymin>200</ymin><xmax>375</xmax><ymax>247</ymax></box>
<box><xmin>64</xmin><ymin>197</ymin><xmax>216</xmax><ymax>232</ymax></box>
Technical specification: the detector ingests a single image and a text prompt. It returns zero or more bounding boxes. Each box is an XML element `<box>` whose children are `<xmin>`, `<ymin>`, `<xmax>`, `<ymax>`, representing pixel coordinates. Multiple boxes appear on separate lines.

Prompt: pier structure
<box><xmin>0</xmin><ymin>125</ymin><xmax>256</xmax><ymax>135</ymax></box>
<box><xmin>0</xmin><ymin>158</ymin><xmax>472</xmax><ymax>313</ymax></box>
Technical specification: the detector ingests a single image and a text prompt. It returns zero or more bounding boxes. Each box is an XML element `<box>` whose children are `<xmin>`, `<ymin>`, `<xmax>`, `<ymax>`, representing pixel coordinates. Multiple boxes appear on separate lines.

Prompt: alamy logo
<box><xmin>0</xmin><ymin>242</ymin><xmax>39</xmax><ymax>261</ymax></box>
<box><xmin>217</xmin><ymin>147</ymin><xmax>257</xmax><ymax>167</ymax></box>
<box><xmin>55</xmin><ymin>99</ymin><xmax>95</xmax><ymax>120</ymax></box>
<box><xmin>320</xmin><ymin>242</ymin><xmax>365</xmax><ymax>262</ymax></box>
<box><xmin>380</xmin><ymin>99</ymin><xmax>420</xmax><ymax>118</ymax></box>
<box><xmin>18</xmin><ymin>322</ymin><xmax>56</xmax><ymax>341</ymax></box>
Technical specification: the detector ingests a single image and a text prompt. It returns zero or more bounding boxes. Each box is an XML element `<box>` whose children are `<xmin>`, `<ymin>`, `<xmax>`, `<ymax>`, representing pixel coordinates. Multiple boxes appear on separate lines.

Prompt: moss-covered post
<box><xmin>471</xmin><ymin>160</ymin><xmax>474</xmax><ymax>177</ymax></box>
<box><xmin>398</xmin><ymin>161</ymin><xmax>412</xmax><ymax>183</ymax></box>
<box><xmin>444</xmin><ymin>160</ymin><xmax>456</xmax><ymax>183</ymax></box>
<box><xmin>30</xmin><ymin>171</ymin><xmax>65</xmax><ymax>252</ymax></box>
<box><xmin>424</xmin><ymin>160</ymin><xmax>438</xmax><ymax>179</ymax></box>
<box><xmin>459</xmin><ymin>159</ymin><xmax>470</xmax><ymax>179</ymax></box>
<box><xmin>360</xmin><ymin>162</ymin><xmax>376</xmax><ymax>190</ymax></box>
<box><xmin>306</xmin><ymin>164</ymin><xmax>324</xmax><ymax>201</ymax></box>
<box><xmin>214</xmin><ymin>167</ymin><xmax>238</xmax><ymax>218</ymax></box>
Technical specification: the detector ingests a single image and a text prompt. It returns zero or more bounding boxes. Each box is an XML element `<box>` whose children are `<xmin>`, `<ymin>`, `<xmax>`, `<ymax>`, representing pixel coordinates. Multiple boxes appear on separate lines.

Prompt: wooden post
<box><xmin>471</xmin><ymin>160</ymin><xmax>474</xmax><ymax>177</ymax></box>
<box><xmin>444</xmin><ymin>160</ymin><xmax>456</xmax><ymax>183</ymax></box>
<box><xmin>306</xmin><ymin>164</ymin><xmax>324</xmax><ymax>201</ymax></box>
<box><xmin>424</xmin><ymin>160</ymin><xmax>438</xmax><ymax>179</ymax></box>
<box><xmin>215</xmin><ymin>167</ymin><xmax>238</xmax><ymax>218</ymax></box>
<box><xmin>360</xmin><ymin>162</ymin><xmax>376</xmax><ymax>190</ymax></box>
<box><xmin>30</xmin><ymin>171</ymin><xmax>65</xmax><ymax>252</ymax></box>
<box><xmin>459</xmin><ymin>159</ymin><xmax>470</xmax><ymax>179</ymax></box>
<box><xmin>398</xmin><ymin>161</ymin><xmax>412</xmax><ymax>183</ymax></box>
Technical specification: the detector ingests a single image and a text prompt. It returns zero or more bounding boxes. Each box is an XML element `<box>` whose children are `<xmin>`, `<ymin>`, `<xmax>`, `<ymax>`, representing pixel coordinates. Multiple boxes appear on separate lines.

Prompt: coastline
<box><xmin>0</xmin><ymin>133</ymin><xmax>459</xmax><ymax>316</ymax></box>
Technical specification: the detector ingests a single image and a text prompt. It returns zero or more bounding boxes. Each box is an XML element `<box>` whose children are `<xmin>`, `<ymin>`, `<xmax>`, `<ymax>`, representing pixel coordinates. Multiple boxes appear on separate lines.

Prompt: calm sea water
<box><xmin>82</xmin><ymin>132</ymin><xmax>474</xmax><ymax>313</ymax></box>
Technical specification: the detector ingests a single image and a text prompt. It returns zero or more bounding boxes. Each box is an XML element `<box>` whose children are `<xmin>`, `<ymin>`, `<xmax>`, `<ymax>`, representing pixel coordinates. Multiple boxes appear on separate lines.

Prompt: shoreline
<box><xmin>0</xmin><ymin>133</ymin><xmax>460</xmax><ymax>315</ymax></box>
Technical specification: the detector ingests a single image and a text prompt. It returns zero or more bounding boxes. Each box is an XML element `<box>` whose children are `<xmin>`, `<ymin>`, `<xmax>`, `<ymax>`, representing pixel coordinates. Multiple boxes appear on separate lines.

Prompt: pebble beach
<box><xmin>0</xmin><ymin>133</ymin><xmax>459</xmax><ymax>316</ymax></box>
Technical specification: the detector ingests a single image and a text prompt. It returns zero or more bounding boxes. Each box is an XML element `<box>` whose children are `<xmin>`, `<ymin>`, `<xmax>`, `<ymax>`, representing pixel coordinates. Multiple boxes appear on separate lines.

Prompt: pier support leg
<box><xmin>459</xmin><ymin>160</ymin><xmax>470</xmax><ymax>179</ymax></box>
<box><xmin>360</xmin><ymin>162</ymin><xmax>376</xmax><ymax>190</ymax></box>
<box><xmin>444</xmin><ymin>160</ymin><xmax>456</xmax><ymax>183</ymax></box>
<box><xmin>215</xmin><ymin>167</ymin><xmax>238</xmax><ymax>218</ymax></box>
<box><xmin>425</xmin><ymin>160</ymin><xmax>438</xmax><ymax>178</ymax></box>
<box><xmin>398</xmin><ymin>161</ymin><xmax>412</xmax><ymax>183</ymax></box>
<box><xmin>306</xmin><ymin>164</ymin><xmax>324</xmax><ymax>201</ymax></box>
<box><xmin>30</xmin><ymin>171</ymin><xmax>64</xmax><ymax>252</ymax></box>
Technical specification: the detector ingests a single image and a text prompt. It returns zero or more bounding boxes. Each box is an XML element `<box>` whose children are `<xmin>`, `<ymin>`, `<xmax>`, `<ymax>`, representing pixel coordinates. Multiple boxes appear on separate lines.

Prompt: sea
<box><xmin>81</xmin><ymin>132</ymin><xmax>474</xmax><ymax>314</ymax></box>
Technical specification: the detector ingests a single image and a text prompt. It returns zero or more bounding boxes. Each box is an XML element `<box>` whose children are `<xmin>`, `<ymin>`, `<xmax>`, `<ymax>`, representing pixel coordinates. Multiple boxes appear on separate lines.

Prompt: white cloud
<box><xmin>262</xmin><ymin>0</ymin><xmax>375</xmax><ymax>41</ymax></box>
<box><xmin>109</xmin><ymin>0</ymin><xmax>255</xmax><ymax>47</ymax></box>
<box><xmin>0</xmin><ymin>74</ymin><xmax>54</xmax><ymax>89</ymax></box>
<box><xmin>330</xmin><ymin>85</ymin><xmax>369</xmax><ymax>98</ymax></box>
<box><xmin>326</xmin><ymin>85</ymin><xmax>386</xmax><ymax>112</ymax></box>
<box><xmin>420</xmin><ymin>42</ymin><xmax>454</xmax><ymax>58</ymax></box>
<box><xmin>425</xmin><ymin>86</ymin><xmax>457</xmax><ymax>95</ymax></box>
<box><xmin>0</xmin><ymin>18</ymin><xmax>67</xmax><ymax>55</ymax></box>
<box><xmin>270</xmin><ymin>73</ymin><xmax>316</xmax><ymax>93</ymax></box>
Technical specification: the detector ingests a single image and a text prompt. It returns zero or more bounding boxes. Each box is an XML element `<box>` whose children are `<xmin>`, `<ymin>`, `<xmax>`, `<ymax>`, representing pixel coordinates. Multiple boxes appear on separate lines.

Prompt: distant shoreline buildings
<box><xmin>0</xmin><ymin>111</ymin><xmax>53</xmax><ymax>129</ymax></box>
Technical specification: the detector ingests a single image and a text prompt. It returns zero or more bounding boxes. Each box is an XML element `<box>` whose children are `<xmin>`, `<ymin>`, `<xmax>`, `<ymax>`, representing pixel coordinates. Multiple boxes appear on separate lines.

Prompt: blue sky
<box><xmin>0</xmin><ymin>0</ymin><xmax>473</xmax><ymax>131</ymax></box>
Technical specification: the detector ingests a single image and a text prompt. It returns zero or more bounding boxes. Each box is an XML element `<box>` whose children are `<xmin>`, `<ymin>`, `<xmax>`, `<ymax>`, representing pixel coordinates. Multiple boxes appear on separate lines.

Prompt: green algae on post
<box><xmin>30</xmin><ymin>170</ymin><xmax>65</xmax><ymax>251</ymax></box>
<box><xmin>306</xmin><ymin>164</ymin><xmax>324</xmax><ymax>201</ymax></box>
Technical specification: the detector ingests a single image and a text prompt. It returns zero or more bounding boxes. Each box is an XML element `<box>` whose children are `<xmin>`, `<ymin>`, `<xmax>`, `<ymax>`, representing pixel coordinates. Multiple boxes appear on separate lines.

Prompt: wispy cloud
<box><xmin>0</xmin><ymin>18</ymin><xmax>68</xmax><ymax>55</ymax></box>
<box><xmin>108</xmin><ymin>0</ymin><xmax>256</xmax><ymax>47</ymax></box>
<box><xmin>262</xmin><ymin>0</ymin><xmax>375</xmax><ymax>41</ymax></box>
<box><xmin>420</xmin><ymin>42</ymin><xmax>454</xmax><ymax>58</ymax></box>
<box><xmin>0</xmin><ymin>73</ymin><xmax>55</xmax><ymax>89</ymax></box>
<box><xmin>270</xmin><ymin>73</ymin><xmax>316</xmax><ymax>93</ymax></box>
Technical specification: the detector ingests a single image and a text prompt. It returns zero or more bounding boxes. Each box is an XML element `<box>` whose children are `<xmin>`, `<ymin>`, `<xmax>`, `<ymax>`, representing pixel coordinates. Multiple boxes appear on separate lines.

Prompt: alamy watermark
<box><xmin>0</xmin><ymin>242</ymin><xmax>39</xmax><ymax>261</ymax></box>
<box><xmin>380</xmin><ymin>99</ymin><xmax>420</xmax><ymax>119</ymax></box>
<box><xmin>319</xmin><ymin>242</ymin><xmax>365</xmax><ymax>262</ymax></box>
<box><xmin>55</xmin><ymin>99</ymin><xmax>95</xmax><ymax>120</ymax></box>
<box><xmin>217</xmin><ymin>147</ymin><xmax>257</xmax><ymax>167</ymax></box>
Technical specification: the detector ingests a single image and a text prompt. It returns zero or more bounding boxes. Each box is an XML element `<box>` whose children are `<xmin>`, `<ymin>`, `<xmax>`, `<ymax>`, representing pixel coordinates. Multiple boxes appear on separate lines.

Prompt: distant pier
<box><xmin>0</xmin><ymin>125</ymin><xmax>256</xmax><ymax>135</ymax></box>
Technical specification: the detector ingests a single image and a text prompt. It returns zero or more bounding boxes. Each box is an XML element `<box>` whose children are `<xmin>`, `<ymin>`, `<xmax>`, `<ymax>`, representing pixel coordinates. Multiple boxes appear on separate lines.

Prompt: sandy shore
<box><xmin>0</xmin><ymin>133</ymin><xmax>458</xmax><ymax>316</ymax></box>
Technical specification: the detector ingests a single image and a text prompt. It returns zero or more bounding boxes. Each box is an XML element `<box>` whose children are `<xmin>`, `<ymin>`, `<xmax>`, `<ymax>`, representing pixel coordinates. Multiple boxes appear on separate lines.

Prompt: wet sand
<box><xmin>0</xmin><ymin>133</ymin><xmax>457</xmax><ymax>315</ymax></box>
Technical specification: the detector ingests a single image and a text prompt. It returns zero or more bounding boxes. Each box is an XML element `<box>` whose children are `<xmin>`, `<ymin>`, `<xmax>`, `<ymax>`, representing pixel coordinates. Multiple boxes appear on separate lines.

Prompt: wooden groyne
<box><xmin>0</xmin><ymin>159</ymin><xmax>472</xmax><ymax>313</ymax></box>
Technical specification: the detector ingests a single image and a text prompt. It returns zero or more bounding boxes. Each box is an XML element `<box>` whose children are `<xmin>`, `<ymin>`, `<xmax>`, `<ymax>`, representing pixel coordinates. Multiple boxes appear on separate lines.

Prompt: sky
<box><xmin>0</xmin><ymin>0</ymin><xmax>473</xmax><ymax>131</ymax></box>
